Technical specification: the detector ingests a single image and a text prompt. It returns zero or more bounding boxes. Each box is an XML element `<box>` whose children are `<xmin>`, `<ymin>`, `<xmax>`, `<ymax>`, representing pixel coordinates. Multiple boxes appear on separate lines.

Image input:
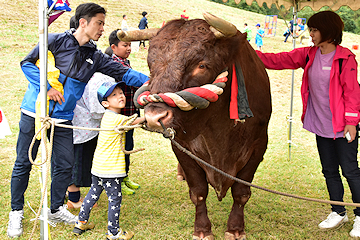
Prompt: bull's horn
<box><xmin>203</xmin><ymin>12</ymin><xmax>237</xmax><ymax>37</ymax></box>
<box><xmin>117</xmin><ymin>28</ymin><xmax>159</xmax><ymax>42</ymax></box>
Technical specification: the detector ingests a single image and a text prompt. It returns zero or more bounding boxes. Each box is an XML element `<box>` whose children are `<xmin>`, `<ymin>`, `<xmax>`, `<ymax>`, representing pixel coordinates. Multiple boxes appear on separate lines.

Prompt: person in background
<box><xmin>0</xmin><ymin>107</ymin><xmax>12</xmax><ymax>139</ymax></box>
<box><xmin>284</xmin><ymin>19</ymin><xmax>294</xmax><ymax>43</ymax></box>
<box><xmin>138</xmin><ymin>11</ymin><xmax>148</xmax><ymax>49</ymax></box>
<box><xmin>256</xmin><ymin>11</ymin><xmax>360</xmax><ymax>238</ymax></box>
<box><xmin>243</xmin><ymin>23</ymin><xmax>252</xmax><ymax>43</ymax></box>
<box><xmin>255</xmin><ymin>23</ymin><xmax>264</xmax><ymax>52</ymax></box>
<box><xmin>73</xmin><ymin>81</ymin><xmax>144</xmax><ymax>240</ymax></box>
<box><xmin>7</xmin><ymin>3</ymin><xmax>148</xmax><ymax>238</ymax></box>
<box><xmin>121</xmin><ymin>14</ymin><xmax>129</xmax><ymax>31</ymax></box>
<box><xmin>181</xmin><ymin>10</ymin><xmax>189</xmax><ymax>20</ymax></box>
<box><xmin>69</xmin><ymin>15</ymin><xmax>77</xmax><ymax>29</ymax></box>
<box><xmin>105</xmin><ymin>46</ymin><xmax>113</xmax><ymax>56</ymax></box>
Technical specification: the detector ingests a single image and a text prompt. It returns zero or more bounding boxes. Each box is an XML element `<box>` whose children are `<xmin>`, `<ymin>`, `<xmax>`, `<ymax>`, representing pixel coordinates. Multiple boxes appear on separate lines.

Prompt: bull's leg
<box><xmin>226</xmin><ymin>181</ymin><xmax>250</xmax><ymax>240</ymax></box>
<box><xmin>190</xmin><ymin>181</ymin><xmax>211</xmax><ymax>239</ymax></box>
<box><xmin>226</xmin><ymin>138</ymin><xmax>267</xmax><ymax>240</ymax></box>
<box><xmin>172</xmin><ymin>145</ymin><xmax>213</xmax><ymax>239</ymax></box>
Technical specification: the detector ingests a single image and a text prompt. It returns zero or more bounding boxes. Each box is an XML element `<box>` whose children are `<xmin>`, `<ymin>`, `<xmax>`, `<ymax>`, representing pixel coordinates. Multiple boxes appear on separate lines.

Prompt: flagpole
<box><xmin>288</xmin><ymin>3</ymin><xmax>298</xmax><ymax>161</ymax></box>
<box><xmin>38</xmin><ymin>0</ymin><xmax>49</xmax><ymax>238</ymax></box>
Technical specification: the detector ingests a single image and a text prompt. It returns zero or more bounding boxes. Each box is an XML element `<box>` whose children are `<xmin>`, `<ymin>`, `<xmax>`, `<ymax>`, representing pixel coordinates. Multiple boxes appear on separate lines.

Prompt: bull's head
<box><xmin>120</xmin><ymin>13</ymin><xmax>246</xmax><ymax>137</ymax></box>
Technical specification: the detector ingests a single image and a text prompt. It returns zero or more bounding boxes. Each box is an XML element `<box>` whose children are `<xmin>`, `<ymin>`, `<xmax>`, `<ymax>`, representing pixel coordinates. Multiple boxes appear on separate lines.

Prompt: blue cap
<box><xmin>97</xmin><ymin>81</ymin><xmax>125</xmax><ymax>104</ymax></box>
<box><xmin>256</xmin><ymin>23</ymin><xmax>260</xmax><ymax>27</ymax></box>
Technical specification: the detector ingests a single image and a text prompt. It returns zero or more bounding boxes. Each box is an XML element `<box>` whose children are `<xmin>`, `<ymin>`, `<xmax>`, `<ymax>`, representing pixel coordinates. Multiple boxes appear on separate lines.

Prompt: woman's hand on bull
<box><xmin>344</xmin><ymin>124</ymin><xmax>357</xmax><ymax>143</ymax></box>
<box><xmin>47</xmin><ymin>88</ymin><xmax>65</xmax><ymax>105</ymax></box>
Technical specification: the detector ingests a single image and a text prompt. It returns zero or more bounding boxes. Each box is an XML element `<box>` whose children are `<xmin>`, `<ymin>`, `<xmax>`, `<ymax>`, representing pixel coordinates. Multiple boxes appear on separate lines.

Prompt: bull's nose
<box><xmin>144</xmin><ymin>109</ymin><xmax>173</xmax><ymax>131</ymax></box>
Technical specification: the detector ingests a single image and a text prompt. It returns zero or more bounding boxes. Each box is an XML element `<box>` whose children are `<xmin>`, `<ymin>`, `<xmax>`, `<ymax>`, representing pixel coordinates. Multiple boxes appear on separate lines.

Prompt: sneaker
<box><xmin>7</xmin><ymin>210</ymin><xmax>24</xmax><ymax>238</ymax></box>
<box><xmin>48</xmin><ymin>205</ymin><xmax>78</xmax><ymax>224</ymax></box>
<box><xmin>350</xmin><ymin>216</ymin><xmax>360</xmax><ymax>238</ymax></box>
<box><xmin>106</xmin><ymin>229</ymin><xmax>134</xmax><ymax>240</ymax></box>
<box><xmin>73</xmin><ymin>220</ymin><xmax>95</xmax><ymax>235</ymax></box>
<box><xmin>318</xmin><ymin>212</ymin><xmax>349</xmax><ymax>230</ymax></box>
<box><xmin>121</xmin><ymin>182</ymin><xmax>135</xmax><ymax>195</ymax></box>
<box><xmin>124</xmin><ymin>177</ymin><xmax>140</xmax><ymax>190</ymax></box>
<box><xmin>67</xmin><ymin>197</ymin><xmax>98</xmax><ymax>209</ymax></box>
<box><xmin>67</xmin><ymin>197</ymin><xmax>84</xmax><ymax>209</ymax></box>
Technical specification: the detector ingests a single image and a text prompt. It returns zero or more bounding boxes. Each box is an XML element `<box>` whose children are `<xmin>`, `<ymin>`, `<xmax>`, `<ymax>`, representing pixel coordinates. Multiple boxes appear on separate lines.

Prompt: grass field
<box><xmin>1</xmin><ymin>0</ymin><xmax>360</xmax><ymax>239</ymax></box>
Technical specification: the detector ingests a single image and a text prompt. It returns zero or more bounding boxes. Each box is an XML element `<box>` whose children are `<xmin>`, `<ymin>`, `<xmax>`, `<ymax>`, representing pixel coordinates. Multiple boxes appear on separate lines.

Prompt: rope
<box><xmin>113</xmin><ymin>114</ymin><xmax>145</xmax><ymax>154</ymax></box>
<box><xmin>157</xmin><ymin>120</ymin><xmax>360</xmax><ymax>208</ymax></box>
<box><xmin>27</xmin><ymin>114</ymin><xmax>145</xmax><ymax>239</ymax></box>
<box><xmin>28</xmin><ymin>117</ymin><xmax>54</xmax><ymax>240</ymax></box>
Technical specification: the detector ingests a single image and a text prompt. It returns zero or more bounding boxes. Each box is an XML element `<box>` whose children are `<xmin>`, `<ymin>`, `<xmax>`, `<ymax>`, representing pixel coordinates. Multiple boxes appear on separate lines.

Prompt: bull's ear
<box><xmin>203</xmin><ymin>12</ymin><xmax>237</xmax><ymax>38</ymax></box>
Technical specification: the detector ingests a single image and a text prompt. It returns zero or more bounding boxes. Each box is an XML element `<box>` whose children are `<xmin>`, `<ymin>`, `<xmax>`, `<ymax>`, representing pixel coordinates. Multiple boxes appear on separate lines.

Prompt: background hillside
<box><xmin>0</xmin><ymin>0</ymin><xmax>360</xmax><ymax>239</ymax></box>
<box><xmin>212</xmin><ymin>0</ymin><xmax>360</xmax><ymax>34</ymax></box>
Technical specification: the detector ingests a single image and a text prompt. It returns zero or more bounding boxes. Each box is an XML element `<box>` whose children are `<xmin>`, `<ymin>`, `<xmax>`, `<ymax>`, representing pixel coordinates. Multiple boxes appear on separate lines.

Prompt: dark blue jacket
<box><xmin>20</xmin><ymin>29</ymin><xmax>148</xmax><ymax>120</ymax></box>
<box><xmin>138</xmin><ymin>17</ymin><xmax>148</xmax><ymax>30</ymax></box>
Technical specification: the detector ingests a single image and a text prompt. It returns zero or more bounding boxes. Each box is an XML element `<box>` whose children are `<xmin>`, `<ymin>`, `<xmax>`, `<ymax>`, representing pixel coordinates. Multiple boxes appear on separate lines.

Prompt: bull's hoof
<box><xmin>176</xmin><ymin>174</ymin><xmax>185</xmax><ymax>181</ymax></box>
<box><xmin>192</xmin><ymin>234</ymin><xmax>215</xmax><ymax>240</ymax></box>
<box><xmin>224</xmin><ymin>232</ymin><xmax>246</xmax><ymax>240</ymax></box>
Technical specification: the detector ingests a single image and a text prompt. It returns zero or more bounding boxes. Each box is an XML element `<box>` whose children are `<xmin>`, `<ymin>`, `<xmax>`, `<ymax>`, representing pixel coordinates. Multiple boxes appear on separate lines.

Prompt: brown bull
<box><xmin>131</xmin><ymin>13</ymin><xmax>272</xmax><ymax>239</ymax></box>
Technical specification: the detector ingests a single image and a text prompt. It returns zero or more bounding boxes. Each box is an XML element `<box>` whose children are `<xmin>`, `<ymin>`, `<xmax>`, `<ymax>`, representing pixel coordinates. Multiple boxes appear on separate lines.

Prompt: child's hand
<box><xmin>133</xmin><ymin>116</ymin><xmax>145</xmax><ymax>125</ymax></box>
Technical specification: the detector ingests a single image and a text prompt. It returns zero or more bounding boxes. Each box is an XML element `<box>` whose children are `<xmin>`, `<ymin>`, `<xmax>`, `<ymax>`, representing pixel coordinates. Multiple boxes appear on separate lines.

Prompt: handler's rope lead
<box><xmin>157</xmin><ymin>120</ymin><xmax>360</xmax><ymax>208</ymax></box>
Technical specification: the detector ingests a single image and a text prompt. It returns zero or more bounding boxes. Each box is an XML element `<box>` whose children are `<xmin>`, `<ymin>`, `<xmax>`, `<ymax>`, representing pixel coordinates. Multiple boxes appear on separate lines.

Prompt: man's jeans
<box><xmin>11</xmin><ymin>112</ymin><xmax>75</xmax><ymax>210</ymax></box>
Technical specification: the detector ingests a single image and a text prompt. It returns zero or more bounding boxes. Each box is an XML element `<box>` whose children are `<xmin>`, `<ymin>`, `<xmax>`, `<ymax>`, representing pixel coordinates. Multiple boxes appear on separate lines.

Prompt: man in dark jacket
<box><xmin>138</xmin><ymin>11</ymin><xmax>148</xmax><ymax>48</ymax></box>
<box><xmin>7</xmin><ymin>3</ymin><xmax>148</xmax><ymax>238</ymax></box>
<box><xmin>284</xmin><ymin>19</ymin><xmax>294</xmax><ymax>43</ymax></box>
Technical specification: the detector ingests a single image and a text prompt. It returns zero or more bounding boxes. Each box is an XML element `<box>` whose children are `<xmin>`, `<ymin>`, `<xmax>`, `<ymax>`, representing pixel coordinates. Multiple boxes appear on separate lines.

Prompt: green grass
<box><xmin>1</xmin><ymin>0</ymin><xmax>360</xmax><ymax>239</ymax></box>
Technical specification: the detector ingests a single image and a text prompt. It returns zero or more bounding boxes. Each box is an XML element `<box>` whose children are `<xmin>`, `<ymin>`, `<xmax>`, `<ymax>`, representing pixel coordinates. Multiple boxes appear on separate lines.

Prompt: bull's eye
<box><xmin>199</xmin><ymin>64</ymin><xmax>205</xmax><ymax>69</ymax></box>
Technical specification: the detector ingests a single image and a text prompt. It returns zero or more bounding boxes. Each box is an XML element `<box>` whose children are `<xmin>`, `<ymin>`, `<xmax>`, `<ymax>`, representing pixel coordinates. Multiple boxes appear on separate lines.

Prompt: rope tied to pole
<box><xmin>29</xmin><ymin>116</ymin><xmax>55</xmax><ymax>166</ymax></box>
<box><xmin>28</xmin><ymin>116</ymin><xmax>54</xmax><ymax>240</ymax></box>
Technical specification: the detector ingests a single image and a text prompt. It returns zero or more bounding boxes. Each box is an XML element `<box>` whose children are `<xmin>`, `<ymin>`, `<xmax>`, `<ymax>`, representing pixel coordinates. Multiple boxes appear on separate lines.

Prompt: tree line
<box><xmin>211</xmin><ymin>0</ymin><xmax>360</xmax><ymax>34</ymax></box>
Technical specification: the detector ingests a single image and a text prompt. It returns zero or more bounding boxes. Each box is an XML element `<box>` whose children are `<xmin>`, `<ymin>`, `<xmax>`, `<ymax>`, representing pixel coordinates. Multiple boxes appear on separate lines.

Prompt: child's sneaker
<box><xmin>106</xmin><ymin>229</ymin><xmax>134</xmax><ymax>240</ymax></box>
<box><xmin>121</xmin><ymin>182</ymin><xmax>135</xmax><ymax>195</ymax></box>
<box><xmin>73</xmin><ymin>220</ymin><xmax>95</xmax><ymax>235</ymax></box>
<box><xmin>124</xmin><ymin>176</ymin><xmax>140</xmax><ymax>190</ymax></box>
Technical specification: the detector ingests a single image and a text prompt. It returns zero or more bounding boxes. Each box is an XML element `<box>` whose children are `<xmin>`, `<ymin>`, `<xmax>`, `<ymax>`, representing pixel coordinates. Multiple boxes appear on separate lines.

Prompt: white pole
<box><xmin>288</xmin><ymin>4</ymin><xmax>298</xmax><ymax>160</ymax></box>
<box><xmin>38</xmin><ymin>0</ymin><xmax>49</xmax><ymax>238</ymax></box>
